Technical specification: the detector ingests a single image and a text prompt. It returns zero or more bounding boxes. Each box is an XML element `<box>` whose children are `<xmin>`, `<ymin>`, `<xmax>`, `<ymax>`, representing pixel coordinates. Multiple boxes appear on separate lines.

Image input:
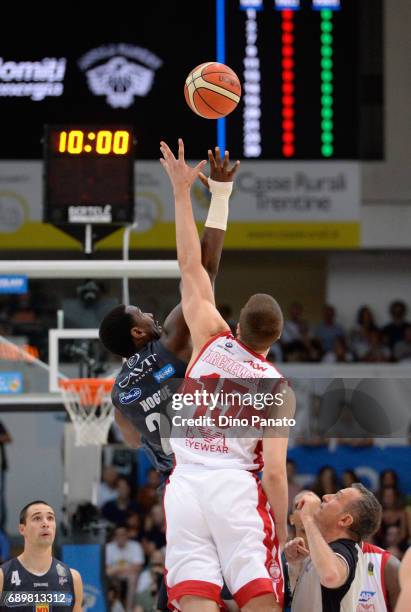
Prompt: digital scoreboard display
<box><xmin>44</xmin><ymin>126</ymin><xmax>135</xmax><ymax>224</ymax></box>
<box><xmin>0</xmin><ymin>0</ymin><xmax>382</xmax><ymax>161</ymax></box>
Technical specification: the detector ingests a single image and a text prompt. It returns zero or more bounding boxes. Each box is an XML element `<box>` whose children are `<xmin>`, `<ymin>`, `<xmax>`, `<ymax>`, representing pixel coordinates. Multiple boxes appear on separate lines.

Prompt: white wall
<box><xmin>326</xmin><ymin>251</ymin><xmax>411</xmax><ymax>328</ymax></box>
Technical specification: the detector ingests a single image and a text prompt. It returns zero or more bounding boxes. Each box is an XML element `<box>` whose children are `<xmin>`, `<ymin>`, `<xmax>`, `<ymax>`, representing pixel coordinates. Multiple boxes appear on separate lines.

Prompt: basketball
<box><xmin>184</xmin><ymin>62</ymin><xmax>241</xmax><ymax>119</ymax></box>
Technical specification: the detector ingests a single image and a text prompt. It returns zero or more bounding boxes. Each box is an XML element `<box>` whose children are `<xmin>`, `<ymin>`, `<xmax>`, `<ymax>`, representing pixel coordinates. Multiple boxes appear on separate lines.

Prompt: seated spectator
<box><xmin>267</xmin><ymin>341</ymin><xmax>283</xmax><ymax>363</ymax></box>
<box><xmin>311</xmin><ymin>465</ymin><xmax>339</xmax><ymax>498</ymax></box>
<box><xmin>361</xmin><ymin>329</ymin><xmax>391</xmax><ymax>363</ymax></box>
<box><xmin>106</xmin><ymin>525</ymin><xmax>144</xmax><ymax>610</ymax></box>
<box><xmin>393</xmin><ymin>324</ymin><xmax>411</xmax><ymax>362</ymax></box>
<box><xmin>350</xmin><ymin>305</ymin><xmax>378</xmax><ymax>359</ymax></box>
<box><xmin>107</xmin><ymin>583</ymin><xmax>125</xmax><ymax>612</ymax></box>
<box><xmin>376</xmin><ymin>487</ymin><xmax>408</xmax><ymax>548</ymax></box>
<box><xmin>322</xmin><ymin>335</ymin><xmax>354</xmax><ymax>363</ymax></box>
<box><xmin>282</xmin><ymin>302</ymin><xmax>308</xmax><ymax>345</ymax></box>
<box><xmin>383</xmin><ymin>300</ymin><xmax>410</xmax><ymax>349</ymax></box>
<box><xmin>287</xmin><ymin>459</ymin><xmax>302</xmax><ymax>514</ymax></box>
<box><xmin>314</xmin><ymin>304</ymin><xmax>345</xmax><ymax>353</ymax></box>
<box><xmin>125</xmin><ymin>512</ymin><xmax>144</xmax><ymax>542</ymax></box>
<box><xmin>134</xmin><ymin>548</ymin><xmax>165</xmax><ymax>612</ymax></box>
<box><xmin>97</xmin><ymin>466</ymin><xmax>119</xmax><ymax>508</ymax></box>
<box><xmin>142</xmin><ymin>504</ymin><xmax>166</xmax><ymax>555</ymax></box>
<box><xmin>383</xmin><ymin>525</ymin><xmax>405</xmax><ymax>560</ymax></box>
<box><xmin>376</xmin><ymin>469</ymin><xmax>404</xmax><ymax>502</ymax></box>
<box><xmin>101</xmin><ymin>477</ymin><xmax>141</xmax><ymax>526</ymax></box>
<box><xmin>136</xmin><ymin>468</ymin><xmax>160</xmax><ymax>513</ymax></box>
<box><xmin>341</xmin><ymin>469</ymin><xmax>359</xmax><ymax>489</ymax></box>
<box><xmin>283</xmin><ymin>340</ymin><xmax>309</xmax><ymax>362</ymax></box>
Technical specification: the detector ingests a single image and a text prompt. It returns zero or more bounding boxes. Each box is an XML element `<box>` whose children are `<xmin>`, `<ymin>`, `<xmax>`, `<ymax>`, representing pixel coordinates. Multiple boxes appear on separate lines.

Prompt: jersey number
<box><xmin>11</xmin><ymin>570</ymin><xmax>21</xmax><ymax>586</ymax></box>
<box><xmin>145</xmin><ymin>412</ymin><xmax>173</xmax><ymax>455</ymax></box>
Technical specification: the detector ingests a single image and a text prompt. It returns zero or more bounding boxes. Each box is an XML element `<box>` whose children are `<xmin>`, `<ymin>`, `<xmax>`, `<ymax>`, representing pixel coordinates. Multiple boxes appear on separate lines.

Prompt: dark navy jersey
<box><xmin>112</xmin><ymin>338</ymin><xmax>186</xmax><ymax>474</ymax></box>
<box><xmin>0</xmin><ymin>557</ymin><xmax>75</xmax><ymax>611</ymax></box>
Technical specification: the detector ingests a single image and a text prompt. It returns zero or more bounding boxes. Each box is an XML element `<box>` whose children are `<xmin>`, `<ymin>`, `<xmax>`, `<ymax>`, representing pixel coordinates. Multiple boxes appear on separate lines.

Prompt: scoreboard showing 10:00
<box><xmin>218</xmin><ymin>0</ymin><xmax>365</xmax><ymax>159</ymax></box>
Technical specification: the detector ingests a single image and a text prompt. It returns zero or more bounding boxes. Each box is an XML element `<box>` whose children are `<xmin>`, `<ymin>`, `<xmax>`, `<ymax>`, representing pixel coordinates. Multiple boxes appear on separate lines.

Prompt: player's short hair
<box><xmin>19</xmin><ymin>500</ymin><xmax>53</xmax><ymax>524</ymax></box>
<box><xmin>239</xmin><ymin>294</ymin><xmax>283</xmax><ymax>351</ymax></box>
<box><xmin>348</xmin><ymin>483</ymin><xmax>382</xmax><ymax>540</ymax></box>
<box><xmin>99</xmin><ymin>304</ymin><xmax>136</xmax><ymax>358</ymax></box>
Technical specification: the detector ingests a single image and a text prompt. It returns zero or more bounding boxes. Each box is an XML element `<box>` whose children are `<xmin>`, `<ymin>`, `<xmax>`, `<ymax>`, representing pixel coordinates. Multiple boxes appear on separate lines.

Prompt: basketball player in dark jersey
<box><xmin>99</xmin><ymin>146</ymin><xmax>239</xmax><ymax>474</ymax></box>
<box><xmin>0</xmin><ymin>500</ymin><xmax>83</xmax><ymax>611</ymax></box>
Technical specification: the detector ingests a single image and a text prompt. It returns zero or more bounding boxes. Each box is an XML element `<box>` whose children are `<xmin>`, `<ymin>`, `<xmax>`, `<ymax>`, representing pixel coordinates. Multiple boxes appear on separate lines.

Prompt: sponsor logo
<box><xmin>68</xmin><ymin>205</ymin><xmax>112</xmax><ymax>223</ymax></box>
<box><xmin>78</xmin><ymin>44</ymin><xmax>163</xmax><ymax>109</ymax></box>
<box><xmin>139</xmin><ymin>385</ymin><xmax>172</xmax><ymax>412</ymax></box>
<box><xmin>203</xmin><ymin>349</ymin><xmax>266</xmax><ymax>378</ymax></box>
<box><xmin>244</xmin><ymin>360</ymin><xmax>267</xmax><ymax>372</ymax></box>
<box><xmin>185</xmin><ymin>426</ymin><xmax>228</xmax><ymax>454</ymax></box>
<box><xmin>367</xmin><ymin>561</ymin><xmax>374</xmax><ymax>576</ymax></box>
<box><xmin>358</xmin><ymin>591</ymin><xmax>376</xmax><ymax>603</ymax></box>
<box><xmin>153</xmin><ymin>364</ymin><xmax>175</xmax><ymax>383</ymax></box>
<box><xmin>127</xmin><ymin>353</ymin><xmax>140</xmax><ymax>369</ymax></box>
<box><xmin>118</xmin><ymin>354</ymin><xmax>158</xmax><ymax>387</ymax></box>
<box><xmin>0</xmin><ymin>57</ymin><xmax>66</xmax><ymax>100</ymax></box>
<box><xmin>35</xmin><ymin>606</ymin><xmax>49</xmax><ymax>612</ymax></box>
<box><xmin>120</xmin><ymin>387</ymin><xmax>142</xmax><ymax>404</ymax></box>
<box><xmin>56</xmin><ymin>563</ymin><xmax>68</xmax><ymax>586</ymax></box>
<box><xmin>33</xmin><ymin>583</ymin><xmax>49</xmax><ymax>587</ymax></box>
<box><xmin>225</xmin><ymin>342</ymin><xmax>233</xmax><ymax>348</ymax></box>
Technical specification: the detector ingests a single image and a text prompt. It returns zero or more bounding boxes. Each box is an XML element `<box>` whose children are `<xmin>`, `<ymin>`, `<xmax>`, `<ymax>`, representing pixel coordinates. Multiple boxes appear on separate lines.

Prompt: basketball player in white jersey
<box><xmin>160</xmin><ymin>139</ymin><xmax>294</xmax><ymax>612</ymax></box>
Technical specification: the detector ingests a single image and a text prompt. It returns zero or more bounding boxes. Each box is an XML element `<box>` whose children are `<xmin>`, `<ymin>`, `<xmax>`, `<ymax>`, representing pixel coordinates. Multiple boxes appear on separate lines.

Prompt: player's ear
<box><xmin>130</xmin><ymin>325</ymin><xmax>146</xmax><ymax>340</ymax></box>
<box><xmin>18</xmin><ymin>523</ymin><xmax>25</xmax><ymax>536</ymax></box>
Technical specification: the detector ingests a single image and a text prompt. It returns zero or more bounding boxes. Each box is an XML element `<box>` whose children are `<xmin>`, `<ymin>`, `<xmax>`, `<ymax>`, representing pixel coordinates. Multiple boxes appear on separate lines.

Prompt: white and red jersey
<box><xmin>170</xmin><ymin>332</ymin><xmax>284</xmax><ymax>471</ymax></box>
<box><xmin>357</xmin><ymin>542</ymin><xmax>391</xmax><ymax>612</ymax></box>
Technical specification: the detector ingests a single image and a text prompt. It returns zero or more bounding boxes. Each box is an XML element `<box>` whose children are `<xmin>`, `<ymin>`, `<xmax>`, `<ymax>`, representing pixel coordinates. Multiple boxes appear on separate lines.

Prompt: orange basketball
<box><xmin>184</xmin><ymin>62</ymin><xmax>241</xmax><ymax>119</ymax></box>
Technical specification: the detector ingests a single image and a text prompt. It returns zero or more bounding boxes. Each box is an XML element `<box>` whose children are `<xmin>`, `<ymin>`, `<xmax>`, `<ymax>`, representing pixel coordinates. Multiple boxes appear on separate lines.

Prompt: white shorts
<box><xmin>164</xmin><ymin>465</ymin><xmax>283</xmax><ymax>610</ymax></box>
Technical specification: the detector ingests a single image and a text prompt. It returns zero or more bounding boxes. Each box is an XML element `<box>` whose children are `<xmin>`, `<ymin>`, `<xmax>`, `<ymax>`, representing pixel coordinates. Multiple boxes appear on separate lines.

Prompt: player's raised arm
<box><xmin>160</xmin><ymin>146</ymin><xmax>239</xmax><ymax>359</ymax></box>
<box><xmin>160</xmin><ymin>139</ymin><xmax>230</xmax><ymax>353</ymax></box>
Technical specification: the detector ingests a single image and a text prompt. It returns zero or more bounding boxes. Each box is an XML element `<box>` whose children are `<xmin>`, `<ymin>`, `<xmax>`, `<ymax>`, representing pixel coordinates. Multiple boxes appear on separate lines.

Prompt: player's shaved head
<box><xmin>238</xmin><ymin>294</ymin><xmax>283</xmax><ymax>352</ymax></box>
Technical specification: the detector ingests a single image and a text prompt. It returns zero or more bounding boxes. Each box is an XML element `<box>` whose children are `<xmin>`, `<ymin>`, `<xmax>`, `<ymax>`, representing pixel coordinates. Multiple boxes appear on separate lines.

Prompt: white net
<box><xmin>60</xmin><ymin>379</ymin><xmax>114</xmax><ymax>446</ymax></box>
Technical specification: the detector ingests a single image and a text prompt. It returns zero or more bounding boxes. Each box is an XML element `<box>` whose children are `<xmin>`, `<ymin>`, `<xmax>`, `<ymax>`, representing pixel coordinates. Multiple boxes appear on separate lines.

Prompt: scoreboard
<box><xmin>0</xmin><ymin>0</ymin><xmax>382</xmax><ymax>161</ymax></box>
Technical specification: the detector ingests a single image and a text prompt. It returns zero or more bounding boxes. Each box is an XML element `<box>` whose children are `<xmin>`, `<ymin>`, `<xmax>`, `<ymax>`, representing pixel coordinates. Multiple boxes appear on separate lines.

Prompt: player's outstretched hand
<box><xmin>199</xmin><ymin>146</ymin><xmax>240</xmax><ymax>190</ymax></box>
<box><xmin>160</xmin><ymin>139</ymin><xmax>206</xmax><ymax>192</ymax></box>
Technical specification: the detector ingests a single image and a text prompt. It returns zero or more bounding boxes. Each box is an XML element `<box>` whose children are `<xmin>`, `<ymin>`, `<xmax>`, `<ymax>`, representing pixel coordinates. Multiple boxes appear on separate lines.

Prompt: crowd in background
<box><xmin>1</xmin><ymin>285</ymin><xmax>411</xmax><ymax>365</ymax></box>
<box><xmin>220</xmin><ymin>300</ymin><xmax>411</xmax><ymax>365</ymax></box>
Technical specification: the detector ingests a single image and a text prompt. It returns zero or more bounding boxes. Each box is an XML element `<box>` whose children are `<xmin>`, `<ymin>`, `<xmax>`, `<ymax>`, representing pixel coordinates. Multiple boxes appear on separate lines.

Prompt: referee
<box><xmin>0</xmin><ymin>500</ymin><xmax>83</xmax><ymax>611</ymax></box>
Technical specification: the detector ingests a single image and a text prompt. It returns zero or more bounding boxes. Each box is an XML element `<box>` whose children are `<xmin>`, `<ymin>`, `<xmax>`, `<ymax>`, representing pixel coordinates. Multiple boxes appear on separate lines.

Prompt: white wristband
<box><xmin>205</xmin><ymin>178</ymin><xmax>233</xmax><ymax>230</ymax></box>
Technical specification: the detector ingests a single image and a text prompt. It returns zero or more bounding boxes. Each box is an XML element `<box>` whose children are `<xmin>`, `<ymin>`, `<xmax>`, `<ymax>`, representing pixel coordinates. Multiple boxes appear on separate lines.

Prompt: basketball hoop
<box><xmin>59</xmin><ymin>378</ymin><xmax>115</xmax><ymax>446</ymax></box>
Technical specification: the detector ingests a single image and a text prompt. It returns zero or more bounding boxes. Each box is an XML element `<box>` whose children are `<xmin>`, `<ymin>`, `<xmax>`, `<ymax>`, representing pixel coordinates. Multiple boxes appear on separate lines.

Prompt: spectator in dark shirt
<box><xmin>101</xmin><ymin>477</ymin><xmax>140</xmax><ymax>526</ymax></box>
<box><xmin>361</xmin><ymin>329</ymin><xmax>391</xmax><ymax>363</ymax></box>
<box><xmin>383</xmin><ymin>300</ymin><xmax>410</xmax><ymax>349</ymax></box>
<box><xmin>314</xmin><ymin>305</ymin><xmax>345</xmax><ymax>353</ymax></box>
<box><xmin>350</xmin><ymin>305</ymin><xmax>378</xmax><ymax>360</ymax></box>
<box><xmin>393</xmin><ymin>324</ymin><xmax>411</xmax><ymax>362</ymax></box>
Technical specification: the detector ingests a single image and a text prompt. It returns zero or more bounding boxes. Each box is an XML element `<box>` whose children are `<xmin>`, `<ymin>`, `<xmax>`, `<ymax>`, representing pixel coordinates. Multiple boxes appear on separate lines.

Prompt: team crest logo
<box><xmin>78</xmin><ymin>44</ymin><xmax>163</xmax><ymax>109</ymax></box>
<box><xmin>269</xmin><ymin>559</ymin><xmax>282</xmax><ymax>582</ymax></box>
<box><xmin>56</xmin><ymin>563</ymin><xmax>68</xmax><ymax>586</ymax></box>
<box><xmin>367</xmin><ymin>561</ymin><xmax>374</xmax><ymax>576</ymax></box>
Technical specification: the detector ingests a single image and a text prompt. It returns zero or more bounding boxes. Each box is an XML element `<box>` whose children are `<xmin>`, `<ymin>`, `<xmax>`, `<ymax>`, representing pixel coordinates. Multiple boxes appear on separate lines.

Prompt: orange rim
<box><xmin>59</xmin><ymin>378</ymin><xmax>114</xmax><ymax>406</ymax></box>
